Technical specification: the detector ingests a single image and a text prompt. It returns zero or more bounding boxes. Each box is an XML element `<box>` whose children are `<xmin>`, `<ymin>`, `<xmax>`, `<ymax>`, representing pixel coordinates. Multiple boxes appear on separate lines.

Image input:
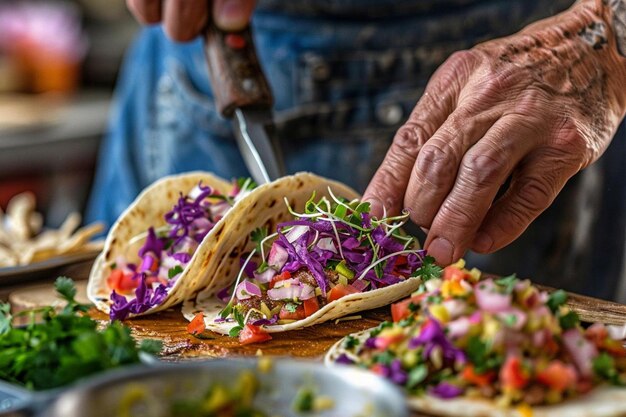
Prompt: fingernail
<box><xmin>366</xmin><ymin>198</ymin><xmax>384</xmax><ymax>218</ymax></box>
<box><xmin>215</xmin><ymin>0</ymin><xmax>249</xmax><ymax>31</ymax></box>
<box><xmin>472</xmin><ymin>232</ymin><xmax>493</xmax><ymax>253</ymax></box>
<box><xmin>427</xmin><ymin>237</ymin><xmax>454</xmax><ymax>266</ymax></box>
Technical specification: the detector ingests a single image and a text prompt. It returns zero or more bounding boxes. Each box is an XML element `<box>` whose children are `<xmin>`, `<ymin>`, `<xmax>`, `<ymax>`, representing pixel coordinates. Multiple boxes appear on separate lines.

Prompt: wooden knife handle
<box><xmin>203</xmin><ymin>24</ymin><xmax>273</xmax><ymax>117</ymax></box>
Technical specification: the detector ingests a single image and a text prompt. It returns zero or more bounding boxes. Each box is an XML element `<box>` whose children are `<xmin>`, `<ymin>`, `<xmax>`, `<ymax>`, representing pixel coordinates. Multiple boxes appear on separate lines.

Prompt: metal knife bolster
<box><xmin>232</xmin><ymin>108</ymin><xmax>285</xmax><ymax>184</ymax></box>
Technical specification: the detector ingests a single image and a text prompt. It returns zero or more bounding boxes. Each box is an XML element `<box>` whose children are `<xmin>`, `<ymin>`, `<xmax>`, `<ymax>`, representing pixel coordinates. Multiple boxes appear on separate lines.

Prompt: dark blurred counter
<box><xmin>0</xmin><ymin>91</ymin><xmax>110</xmax><ymax>226</ymax></box>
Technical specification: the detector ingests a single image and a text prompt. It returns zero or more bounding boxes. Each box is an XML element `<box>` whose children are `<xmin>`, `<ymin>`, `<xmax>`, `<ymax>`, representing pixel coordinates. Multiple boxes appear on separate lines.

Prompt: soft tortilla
<box><xmin>87</xmin><ymin>171</ymin><xmax>234</xmax><ymax>316</ymax></box>
<box><xmin>181</xmin><ymin>173</ymin><xmax>423</xmax><ymax>334</ymax></box>
<box><xmin>325</xmin><ymin>330</ymin><xmax>626</xmax><ymax>417</ymax></box>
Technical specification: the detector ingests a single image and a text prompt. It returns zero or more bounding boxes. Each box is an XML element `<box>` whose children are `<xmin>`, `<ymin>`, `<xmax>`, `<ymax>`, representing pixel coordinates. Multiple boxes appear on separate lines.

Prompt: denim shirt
<box><xmin>87</xmin><ymin>0</ymin><xmax>626</xmax><ymax>300</ymax></box>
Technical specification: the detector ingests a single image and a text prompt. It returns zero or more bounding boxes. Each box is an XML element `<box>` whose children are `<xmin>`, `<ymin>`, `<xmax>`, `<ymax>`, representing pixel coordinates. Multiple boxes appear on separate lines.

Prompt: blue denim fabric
<box><xmin>88</xmin><ymin>1</ymin><xmax>626</xmax><ymax>300</ymax></box>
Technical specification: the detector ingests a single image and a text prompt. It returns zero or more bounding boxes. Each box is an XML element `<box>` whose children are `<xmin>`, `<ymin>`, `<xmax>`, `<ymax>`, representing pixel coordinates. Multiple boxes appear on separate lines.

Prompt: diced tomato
<box><xmin>395</xmin><ymin>255</ymin><xmax>408</xmax><ymax>266</ymax></box>
<box><xmin>106</xmin><ymin>269</ymin><xmax>138</xmax><ymax>293</ymax></box>
<box><xmin>327</xmin><ymin>284</ymin><xmax>360</xmax><ymax>302</ymax></box>
<box><xmin>585</xmin><ymin>324</ymin><xmax>626</xmax><ymax>356</ymax></box>
<box><xmin>269</xmin><ymin>270</ymin><xmax>292</xmax><ymax>289</ymax></box>
<box><xmin>500</xmin><ymin>356</ymin><xmax>529</xmax><ymax>390</ymax></box>
<box><xmin>536</xmin><ymin>360</ymin><xmax>577</xmax><ymax>393</ymax></box>
<box><xmin>576</xmin><ymin>378</ymin><xmax>594</xmax><ymax>394</ymax></box>
<box><xmin>585</xmin><ymin>323</ymin><xmax>609</xmax><ymax>347</ymax></box>
<box><xmin>390</xmin><ymin>294</ymin><xmax>425</xmax><ymax>322</ymax></box>
<box><xmin>443</xmin><ymin>266</ymin><xmax>467</xmax><ymax>281</ymax></box>
<box><xmin>370</xmin><ymin>364</ymin><xmax>388</xmax><ymax>377</ymax></box>
<box><xmin>279</xmin><ymin>304</ymin><xmax>306</xmax><ymax>320</ymax></box>
<box><xmin>187</xmin><ymin>313</ymin><xmax>206</xmax><ymax>335</ymax></box>
<box><xmin>461</xmin><ymin>364</ymin><xmax>496</xmax><ymax>387</ymax></box>
<box><xmin>239</xmin><ymin>324</ymin><xmax>272</xmax><ymax>345</ymax></box>
<box><xmin>602</xmin><ymin>339</ymin><xmax>626</xmax><ymax>357</ymax></box>
<box><xmin>303</xmin><ymin>297</ymin><xmax>320</xmax><ymax>317</ymax></box>
<box><xmin>145</xmin><ymin>276</ymin><xmax>168</xmax><ymax>286</ymax></box>
<box><xmin>374</xmin><ymin>333</ymin><xmax>405</xmax><ymax>350</ymax></box>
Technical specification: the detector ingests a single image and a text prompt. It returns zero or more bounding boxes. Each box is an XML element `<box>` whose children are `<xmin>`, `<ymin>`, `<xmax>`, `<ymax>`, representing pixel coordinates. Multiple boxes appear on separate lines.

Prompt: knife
<box><xmin>203</xmin><ymin>23</ymin><xmax>286</xmax><ymax>184</ymax></box>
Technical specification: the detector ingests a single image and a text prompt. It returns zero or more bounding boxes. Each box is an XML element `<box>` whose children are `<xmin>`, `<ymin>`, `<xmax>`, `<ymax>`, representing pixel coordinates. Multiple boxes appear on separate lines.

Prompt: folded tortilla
<box><xmin>87</xmin><ymin>171</ymin><xmax>235</xmax><ymax>316</ymax></box>
<box><xmin>181</xmin><ymin>173</ymin><xmax>424</xmax><ymax>334</ymax></box>
<box><xmin>325</xmin><ymin>330</ymin><xmax>626</xmax><ymax>417</ymax></box>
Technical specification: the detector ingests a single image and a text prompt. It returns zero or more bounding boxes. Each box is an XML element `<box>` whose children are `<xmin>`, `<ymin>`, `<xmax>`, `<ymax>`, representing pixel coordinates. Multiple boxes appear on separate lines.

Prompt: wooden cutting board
<box><xmin>11</xmin><ymin>279</ymin><xmax>626</xmax><ymax>360</ymax></box>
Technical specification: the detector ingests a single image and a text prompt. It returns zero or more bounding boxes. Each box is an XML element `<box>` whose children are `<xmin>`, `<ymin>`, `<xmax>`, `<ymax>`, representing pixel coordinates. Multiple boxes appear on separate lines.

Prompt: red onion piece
<box><xmin>268</xmin><ymin>242</ymin><xmax>288</xmax><ymax>270</ymax></box>
<box><xmin>316</xmin><ymin>237</ymin><xmax>337</xmax><ymax>253</ymax></box>
<box><xmin>235</xmin><ymin>280</ymin><xmax>262</xmax><ymax>300</ymax></box>
<box><xmin>563</xmin><ymin>329</ymin><xmax>598</xmax><ymax>377</ymax></box>
<box><xmin>286</xmin><ymin>225</ymin><xmax>309</xmax><ymax>243</ymax></box>
<box><xmin>254</xmin><ymin>267</ymin><xmax>276</xmax><ymax>284</ymax></box>
<box><xmin>474</xmin><ymin>279</ymin><xmax>512</xmax><ymax>313</ymax></box>
<box><xmin>446</xmin><ymin>317</ymin><xmax>471</xmax><ymax>339</ymax></box>
<box><xmin>496</xmin><ymin>307</ymin><xmax>527</xmax><ymax>330</ymax></box>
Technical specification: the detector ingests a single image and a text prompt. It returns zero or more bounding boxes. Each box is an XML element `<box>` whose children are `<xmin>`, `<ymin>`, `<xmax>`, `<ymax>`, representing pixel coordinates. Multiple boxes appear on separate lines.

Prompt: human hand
<box><xmin>363</xmin><ymin>1</ymin><xmax>626</xmax><ymax>265</ymax></box>
<box><xmin>126</xmin><ymin>0</ymin><xmax>256</xmax><ymax>41</ymax></box>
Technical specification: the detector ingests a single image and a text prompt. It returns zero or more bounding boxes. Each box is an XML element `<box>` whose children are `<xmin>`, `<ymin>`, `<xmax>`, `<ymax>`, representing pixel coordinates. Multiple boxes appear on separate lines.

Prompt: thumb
<box><xmin>213</xmin><ymin>0</ymin><xmax>256</xmax><ymax>31</ymax></box>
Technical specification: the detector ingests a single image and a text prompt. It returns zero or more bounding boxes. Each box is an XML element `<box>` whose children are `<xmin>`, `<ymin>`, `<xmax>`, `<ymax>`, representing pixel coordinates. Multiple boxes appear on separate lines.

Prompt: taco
<box><xmin>87</xmin><ymin>171</ymin><xmax>256</xmax><ymax>320</ymax></box>
<box><xmin>182</xmin><ymin>176</ymin><xmax>436</xmax><ymax>341</ymax></box>
<box><xmin>325</xmin><ymin>260</ymin><xmax>626</xmax><ymax>416</ymax></box>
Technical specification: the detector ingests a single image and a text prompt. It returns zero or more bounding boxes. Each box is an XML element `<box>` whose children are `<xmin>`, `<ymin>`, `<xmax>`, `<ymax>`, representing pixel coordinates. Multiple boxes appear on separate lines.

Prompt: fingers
<box><xmin>163</xmin><ymin>0</ymin><xmax>209</xmax><ymax>42</ymax></box>
<box><xmin>213</xmin><ymin>0</ymin><xmax>256</xmax><ymax>31</ymax></box>
<box><xmin>128</xmin><ymin>0</ymin><xmax>256</xmax><ymax>42</ymax></box>
<box><xmin>364</xmin><ymin>50</ymin><xmax>480</xmax><ymax>219</ymax></box>
<box><xmin>423</xmin><ymin>117</ymin><xmax>540</xmax><ymax>265</ymax></box>
<box><xmin>470</xmin><ymin>148</ymin><xmax>580</xmax><ymax>254</ymax></box>
<box><xmin>404</xmin><ymin>107</ymin><xmax>497</xmax><ymax>228</ymax></box>
<box><xmin>363</xmin><ymin>78</ymin><xmax>459</xmax><ymax>219</ymax></box>
<box><xmin>127</xmin><ymin>0</ymin><xmax>162</xmax><ymax>24</ymax></box>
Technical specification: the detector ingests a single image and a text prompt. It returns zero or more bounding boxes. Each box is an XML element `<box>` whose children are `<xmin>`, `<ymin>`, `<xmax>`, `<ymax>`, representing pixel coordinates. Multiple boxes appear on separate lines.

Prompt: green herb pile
<box><xmin>0</xmin><ymin>277</ymin><xmax>161</xmax><ymax>390</ymax></box>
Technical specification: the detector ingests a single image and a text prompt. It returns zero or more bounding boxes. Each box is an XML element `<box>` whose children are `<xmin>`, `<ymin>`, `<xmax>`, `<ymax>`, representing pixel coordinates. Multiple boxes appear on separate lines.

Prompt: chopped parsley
<box><xmin>0</xmin><ymin>277</ymin><xmax>161</xmax><ymax>390</ymax></box>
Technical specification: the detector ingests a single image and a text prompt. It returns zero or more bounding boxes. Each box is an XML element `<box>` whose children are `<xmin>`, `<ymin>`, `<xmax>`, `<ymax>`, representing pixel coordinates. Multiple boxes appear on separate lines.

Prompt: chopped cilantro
<box><xmin>255</xmin><ymin>261</ymin><xmax>269</xmax><ymax>274</ymax></box>
<box><xmin>547</xmin><ymin>290</ymin><xmax>568</xmax><ymax>313</ymax></box>
<box><xmin>0</xmin><ymin>277</ymin><xmax>161</xmax><ymax>390</ymax></box>
<box><xmin>501</xmin><ymin>313</ymin><xmax>518</xmax><ymax>327</ymax></box>
<box><xmin>251</xmin><ymin>227</ymin><xmax>269</xmax><ymax>254</ymax></box>
<box><xmin>495</xmin><ymin>274</ymin><xmax>517</xmax><ymax>294</ymax></box>
<box><xmin>593</xmin><ymin>352</ymin><xmax>617</xmax><ymax>380</ymax></box>
<box><xmin>168</xmin><ymin>265</ymin><xmax>184</xmax><ymax>279</ymax></box>
<box><xmin>558</xmin><ymin>310</ymin><xmax>580</xmax><ymax>330</ymax></box>
<box><xmin>408</xmin><ymin>302</ymin><xmax>420</xmax><ymax>312</ymax></box>
<box><xmin>228</xmin><ymin>307</ymin><xmax>246</xmax><ymax>337</ymax></box>
<box><xmin>407</xmin><ymin>364</ymin><xmax>428</xmax><ymax>388</ymax></box>
<box><xmin>413</xmin><ymin>256</ymin><xmax>442</xmax><ymax>281</ymax></box>
<box><xmin>374</xmin><ymin>351</ymin><xmax>395</xmax><ymax>366</ymax></box>
<box><xmin>343</xmin><ymin>335</ymin><xmax>360</xmax><ymax>349</ymax></box>
<box><xmin>284</xmin><ymin>303</ymin><xmax>299</xmax><ymax>313</ymax></box>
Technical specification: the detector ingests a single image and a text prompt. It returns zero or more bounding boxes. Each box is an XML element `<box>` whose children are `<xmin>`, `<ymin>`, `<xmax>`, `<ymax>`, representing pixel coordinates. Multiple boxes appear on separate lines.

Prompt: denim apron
<box><xmin>87</xmin><ymin>0</ymin><xmax>626</xmax><ymax>301</ymax></box>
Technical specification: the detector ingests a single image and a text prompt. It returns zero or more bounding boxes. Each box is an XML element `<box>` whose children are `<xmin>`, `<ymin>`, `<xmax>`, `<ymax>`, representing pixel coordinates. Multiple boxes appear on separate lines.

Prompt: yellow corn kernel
<box><xmin>451</xmin><ymin>258</ymin><xmax>466</xmax><ymax>269</ymax></box>
<box><xmin>429</xmin><ymin>304</ymin><xmax>450</xmax><ymax>323</ymax></box>
<box><xmin>468</xmin><ymin>267</ymin><xmax>481</xmax><ymax>283</ymax></box>
<box><xmin>517</xmin><ymin>403</ymin><xmax>533</xmax><ymax>417</ymax></box>
<box><xmin>379</xmin><ymin>326</ymin><xmax>404</xmax><ymax>339</ymax></box>
<box><xmin>441</xmin><ymin>280</ymin><xmax>467</xmax><ymax>298</ymax></box>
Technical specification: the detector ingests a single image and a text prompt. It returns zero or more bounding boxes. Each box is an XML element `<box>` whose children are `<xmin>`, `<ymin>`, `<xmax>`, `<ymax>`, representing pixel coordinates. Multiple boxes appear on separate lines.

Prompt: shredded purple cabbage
<box><xmin>109</xmin><ymin>274</ymin><xmax>168</xmax><ymax>321</ymax></box>
<box><xmin>252</xmin><ymin>314</ymin><xmax>279</xmax><ymax>326</ymax></box>
<box><xmin>335</xmin><ymin>354</ymin><xmax>355</xmax><ymax>365</ymax></box>
<box><xmin>389</xmin><ymin>359</ymin><xmax>408</xmax><ymax>385</ymax></box>
<box><xmin>428</xmin><ymin>382</ymin><xmax>464</xmax><ymax>399</ymax></box>
<box><xmin>409</xmin><ymin>319</ymin><xmax>466</xmax><ymax>365</ymax></box>
<box><xmin>138</xmin><ymin>227</ymin><xmax>164</xmax><ymax>258</ymax></box>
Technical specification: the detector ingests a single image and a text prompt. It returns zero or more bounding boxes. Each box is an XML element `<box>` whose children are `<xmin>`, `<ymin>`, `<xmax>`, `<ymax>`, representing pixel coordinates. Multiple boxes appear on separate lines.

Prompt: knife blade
<box><xmin>203</xmin><ymin>23</ymin><xmax>286</xmax><ymax>184</ymax></box>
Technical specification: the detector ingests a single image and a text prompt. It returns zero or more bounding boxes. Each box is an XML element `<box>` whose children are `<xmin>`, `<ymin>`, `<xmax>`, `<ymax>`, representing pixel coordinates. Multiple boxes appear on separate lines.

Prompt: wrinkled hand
<box><xmin>364</xmin><ymin>3</ymin><xmax>626</xmax><ymax>265</ymax></box>
<box><xmin>126</xmin><ymin>0</ymin><xmax>256</xmax><ymax>41</ymax></box>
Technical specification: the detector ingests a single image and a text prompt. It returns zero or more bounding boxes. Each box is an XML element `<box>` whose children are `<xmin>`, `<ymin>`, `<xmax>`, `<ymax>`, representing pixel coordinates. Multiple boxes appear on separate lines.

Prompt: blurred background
<box><xmin>0</xmin><ymin>0</ymin><xmax>136</xmax><ymax>227</ymax></box>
